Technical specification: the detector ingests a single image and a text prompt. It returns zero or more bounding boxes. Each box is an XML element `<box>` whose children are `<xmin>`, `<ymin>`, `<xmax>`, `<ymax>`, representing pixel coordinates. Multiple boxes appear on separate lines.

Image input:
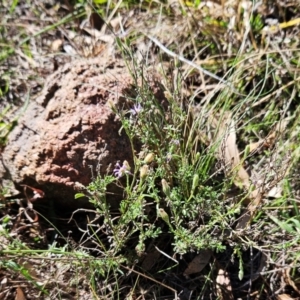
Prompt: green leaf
<box><xmin>269</xmin><ymin>215</ymin><xmax>295</xmax><ymax>234</ymax></box>
<box><xmin>9</xmin><ymin>0</ymin><xmax>19</xmax><ymax>13</ymax></box>
<box><xmin>2</xmin><ymin>215</ymin><xmax>11</xmax><ymax>224</ymax></box>
<box><xmin>75</xmin><ymin>193</ymin><xmax>85</xmax><ymax>199</ymax></box>
<box><xmin>238</xmin><ymin>254</ymin><xmax>244</xmax><ymax>281</ymax></box>
<box><xmin>288</xmin><ymin>218</ymin><xmax>300</xmax><ymax>230</ymax></box>
<box><xmin>6</xmin><ymin>260</ymin><xmax>19</xmax><ymax>270</ymax></box>
<box><xmin>93</xmin><ymin>0</ymin><xmax>108</xmax><ymax>4</ymax></box>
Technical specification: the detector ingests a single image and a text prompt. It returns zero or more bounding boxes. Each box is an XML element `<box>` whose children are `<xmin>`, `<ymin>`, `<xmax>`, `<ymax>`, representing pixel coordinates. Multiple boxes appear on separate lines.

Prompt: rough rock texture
<box><xmin>0</xmin><ymin>57</ymin><xmax>164</xmax><ymax>208</ymax></box>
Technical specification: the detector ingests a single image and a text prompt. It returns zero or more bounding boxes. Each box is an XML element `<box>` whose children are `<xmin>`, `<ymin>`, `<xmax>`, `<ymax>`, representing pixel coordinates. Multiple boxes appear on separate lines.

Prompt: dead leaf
<box><xmin>213</xmin><ymin>112</ymin><xmax>264</xmax><ymax>228</ymax></box>
<box><xmin>248</xmin><ymin>140</ymin><xmax>264</xmax><ymax>153</ymax></box>
<box><xmin>110</xmin><ymin>16</ymin><xmax>122</xmax><ymax>30</ymax></box>
<box><xmin>183</xmin><ymin>249</ymin><xmax>212</xmax><ymax>276</ymax></box>
<box><xmin>215</xmin><ymin>112</ymin><xmax>250</xmax><ymax>190</ymax></box>
<box><xmin>267</xmin><ymin>185</ymin><xmax>283</xmax><ymax>198</ymax></box>
<box><xmin>277</xmin><ymin>294</ymin><xmax>295</xmax><ymax>300</ymax></box>
<box><xmin>216</xmin><ymin>268</ymin><xmax>234</xmax><ymax>300</ymax></box>
<box><xmin>216</xmin><ymin>114</ymin><xmax>255</xmax><ymax>200</ymax></box>
<box><xmin>15</xmin><ymin>286</ymin><xmax>26</xmax><ymax>300</ymax></box>
<box><xmin>223</xmin><ymin>119</ymin><xmax>239</xmax><ymax>167</ymax></box>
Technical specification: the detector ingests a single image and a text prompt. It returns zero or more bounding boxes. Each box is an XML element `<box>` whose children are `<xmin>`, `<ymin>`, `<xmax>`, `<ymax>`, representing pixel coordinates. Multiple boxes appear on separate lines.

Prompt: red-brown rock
<box><xmin>0</xmin><ymin>57</ymin><xmax>164</xmax><ymax>208</ymax></box>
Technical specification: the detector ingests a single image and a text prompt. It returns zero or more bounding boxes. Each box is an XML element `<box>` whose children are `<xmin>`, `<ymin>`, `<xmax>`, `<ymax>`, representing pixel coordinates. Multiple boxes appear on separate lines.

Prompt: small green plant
<box><xmin>77</xmin><ymin>59</ymin><xmax>238</xmax><ymax>259</ymax></box>
<box><xmin>73</xmin><ymin>28</ymin><xmax>300</xmax><ymax>296</ymax></box>
<box><xmin>250</xmin><ymin>14</ymin><xmax>264</xmax><ymax>33</ymax></box>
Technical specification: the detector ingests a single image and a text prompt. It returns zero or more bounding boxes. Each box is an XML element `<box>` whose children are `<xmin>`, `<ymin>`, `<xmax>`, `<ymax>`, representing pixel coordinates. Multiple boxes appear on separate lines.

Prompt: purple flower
<box><xmin>113</xmin><ymin>161</ymin><xmax>131</xmax><ymax>178</ymax></box>
<box><xmin>129</xmin><ymin>104</ymin><xmax>143</xmax><ymax>116</ymax></box>
<box><xmin>171</xmin><ymin>139</ymin><xmax>180</xmax><ymax>145</ymax></box>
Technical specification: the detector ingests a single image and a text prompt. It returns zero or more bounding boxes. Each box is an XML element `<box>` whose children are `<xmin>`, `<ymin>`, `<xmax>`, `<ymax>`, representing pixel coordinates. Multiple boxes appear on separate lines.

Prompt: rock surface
<box><xmin>0</xmin><ymin>57</ymin><xmax>164</xmax><ymax>208</ymax></box>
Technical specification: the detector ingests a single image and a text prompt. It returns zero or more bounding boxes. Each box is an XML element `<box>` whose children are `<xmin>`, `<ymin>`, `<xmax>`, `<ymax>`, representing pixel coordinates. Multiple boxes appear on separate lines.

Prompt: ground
<box><xmin>1</xmin><ymin>0</ymin><xmax>300</xmax><ymax>299</ymax></box>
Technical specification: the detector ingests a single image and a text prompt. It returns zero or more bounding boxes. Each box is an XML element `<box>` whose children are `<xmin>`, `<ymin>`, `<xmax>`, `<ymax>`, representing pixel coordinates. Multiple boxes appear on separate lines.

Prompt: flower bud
<box><xmin>144</xmin><ymin>153</ymin><xmax>155</xmax><ymax>164</ymax></box>
<box><xmin>158</xmin><ymin>208</ymin><xmax>170</xmax><ymax>224</ymax></box>
<box><xmin>135</xmin><ymin>243</ymin><xmax>145</xmax><ymax>257</ymax></box>
<box><xmin>140</xmin><ymin>165</ymin><xmax>149</xmax><ymax>179</ymax></box>
<box><xmin>123</xmin><ymin>160</ymin><xmax>131</xmax><ymax>171</ymax></box>
<box><xmin>161</xmin><ymin>179</ymin><xmax>171</xmax><ymax>198</ymax></box>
